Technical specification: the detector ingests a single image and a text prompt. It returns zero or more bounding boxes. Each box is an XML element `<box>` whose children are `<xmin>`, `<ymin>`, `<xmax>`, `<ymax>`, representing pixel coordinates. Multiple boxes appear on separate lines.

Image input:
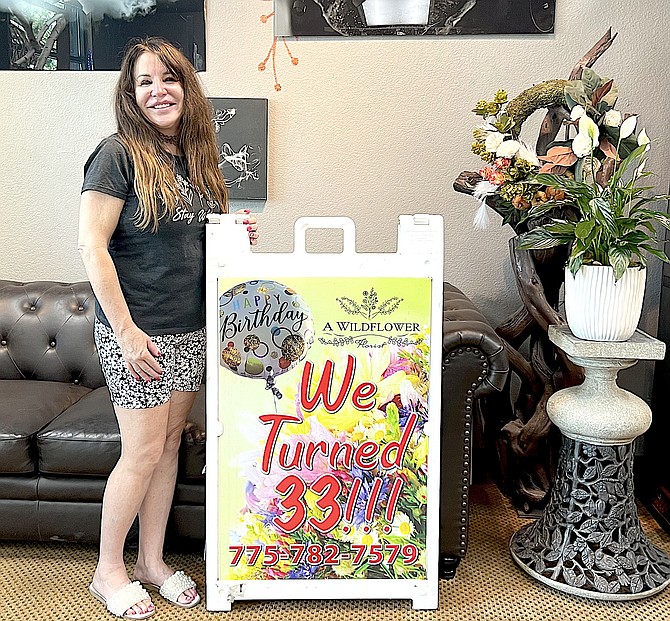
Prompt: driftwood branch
<box><xmin>509</xmin><ymin>237</ymin><xmax>564</xmax><ymax>332</ymax></box>
<box><xmin>568</xmin><ymin>27</ymin><xmax>617</xmax><ymax>80</ymax></box>
<box><xmin>503</xmin><ymin>340</ymin><xmax>543</xmax><ymax>397</ymax></box>
<box><xmin>536</xmin><ymin>106</ymin><xmax>570</xmax><ymax>156</ymax></box>
<box><xmin>496</xmin><ymin>306</ymin><xmax>534</xmax><ymax>345</ymax></box>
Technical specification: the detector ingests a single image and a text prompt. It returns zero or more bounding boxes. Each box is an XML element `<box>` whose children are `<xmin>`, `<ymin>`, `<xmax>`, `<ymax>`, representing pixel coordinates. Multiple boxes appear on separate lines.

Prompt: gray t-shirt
<box><xmin>82</xmin><ymin>134</ymin><xmax>217</xmax><ymax>335</ymax></box>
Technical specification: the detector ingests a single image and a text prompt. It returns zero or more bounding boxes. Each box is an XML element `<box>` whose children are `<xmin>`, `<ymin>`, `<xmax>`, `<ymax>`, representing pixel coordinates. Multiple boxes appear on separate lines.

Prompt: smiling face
<box><xmin>133</xmin><ymin>51</ymin><xmax>184</xmax><ymax>136</ymax></box>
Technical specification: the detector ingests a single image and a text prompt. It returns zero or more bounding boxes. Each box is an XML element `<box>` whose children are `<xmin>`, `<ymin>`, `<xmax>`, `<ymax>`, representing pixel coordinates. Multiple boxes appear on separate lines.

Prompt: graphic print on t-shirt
<box><xmin>173</xmin><ymin>173</ymin><xmax>217</xmax><ymax>225</ymax></box>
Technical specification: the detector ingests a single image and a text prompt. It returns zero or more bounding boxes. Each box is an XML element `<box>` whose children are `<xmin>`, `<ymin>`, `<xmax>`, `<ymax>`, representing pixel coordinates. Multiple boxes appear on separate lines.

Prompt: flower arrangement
<box><xmin>470</xmin><ymin>89</ymin><xmax>544</xmax><ymax>229</ymax></box>
<box><xmin>468</xmin><ymin>69</ymin><xmax>670</xmax><ymax>280</ymax></box>
<box><xmin>514</xmin><ymin>69</ymin><xmax>670</xmax><ymax>280</ymax></box>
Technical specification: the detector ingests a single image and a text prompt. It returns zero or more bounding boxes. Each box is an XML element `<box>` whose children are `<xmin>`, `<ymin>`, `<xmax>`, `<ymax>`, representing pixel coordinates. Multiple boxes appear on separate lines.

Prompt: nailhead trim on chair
<box><xmin>444</xmin><ymin>351</ymin><xmax>489</xmax><ymax>556</ymax></box>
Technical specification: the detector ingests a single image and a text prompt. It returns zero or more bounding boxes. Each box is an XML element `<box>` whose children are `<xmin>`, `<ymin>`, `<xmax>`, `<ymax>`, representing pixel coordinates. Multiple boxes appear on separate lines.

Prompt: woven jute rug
<box><xmin>1</xmin><ymin>482</ymin><xmax>669</xmax><ymax>621</ymax></box>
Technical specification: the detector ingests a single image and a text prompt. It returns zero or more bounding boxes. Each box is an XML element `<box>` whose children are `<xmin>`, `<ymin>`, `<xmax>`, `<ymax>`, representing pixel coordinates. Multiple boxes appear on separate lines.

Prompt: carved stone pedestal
<box><xmin>510</xmin><ymin>326</ymin><xmax>670</xmax><ymax>600</ymax></box>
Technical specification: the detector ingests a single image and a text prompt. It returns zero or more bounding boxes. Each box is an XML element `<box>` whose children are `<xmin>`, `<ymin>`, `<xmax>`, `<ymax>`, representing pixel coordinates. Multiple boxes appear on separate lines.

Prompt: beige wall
<box><xmin>1</xmin><ymin>1</ymin><xmax>669</xmax><ymax>335</ymax></box>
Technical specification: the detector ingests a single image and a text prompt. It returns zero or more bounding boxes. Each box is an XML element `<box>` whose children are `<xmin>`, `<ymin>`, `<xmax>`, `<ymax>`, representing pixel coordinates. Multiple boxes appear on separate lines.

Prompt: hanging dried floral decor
<box><xmin>258</xmin><ymin>0</ymin><xmax>300</xmax><ymax>92</ymax></box>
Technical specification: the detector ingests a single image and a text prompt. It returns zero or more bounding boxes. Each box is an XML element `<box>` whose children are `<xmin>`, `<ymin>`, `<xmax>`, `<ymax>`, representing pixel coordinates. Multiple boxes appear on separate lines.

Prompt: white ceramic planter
<box><xmin>564</xmin><ymin>265</ymin><xmax>646</xmax><ymax>342</ymax></box>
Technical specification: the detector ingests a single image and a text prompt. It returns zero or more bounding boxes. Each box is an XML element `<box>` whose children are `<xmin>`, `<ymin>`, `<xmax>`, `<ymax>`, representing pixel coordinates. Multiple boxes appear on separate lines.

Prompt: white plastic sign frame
<box><xmin>205</xmin><ymin>215</ymin><xmax>443</xmax><ymax>611</ymax></box>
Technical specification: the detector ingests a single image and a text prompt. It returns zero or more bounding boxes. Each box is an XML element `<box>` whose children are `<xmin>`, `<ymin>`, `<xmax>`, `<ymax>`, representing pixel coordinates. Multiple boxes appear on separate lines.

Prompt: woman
<box><xmin>78</xmin><ymin>37</ymin><xmax>257</xmax><ymax>619</ymax></box>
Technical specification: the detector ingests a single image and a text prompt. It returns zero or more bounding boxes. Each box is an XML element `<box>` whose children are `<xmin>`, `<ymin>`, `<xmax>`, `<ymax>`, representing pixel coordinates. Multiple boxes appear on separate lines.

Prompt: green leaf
<box><xmin>620</xmin><ymin>230</ymin><xmax>652</xmax><ymax>245</ymax></box>
<box><xmin>575</xmin><ymin>219</ymin><xmax>595</xmax><ymax>240</ymax></box>
<box><xmin>640</xmin><ymin>245</ymin><xmax>670</xmax><ymax>263</ymax></box>
<box><xmin>564</xmin><ymin>81</ymin><xmax>589</xmax><ymax>106</ymax></box>
<box><xmin>517</xmin><ymin>228</ymin><xmax>571</xmax><ymax>250</ymax></box>
<box><xmin>616</xmin><ymin>218</ymin><xmax>641</xmax><ymax>233</ymax></box>
<box><xmin>493</xmin><ymin>113</ymin><xmax>514</xmax><ymax>133</ymax></box>
<box><xmin>611</xmin><ymin>144</ymin><xmax>648</xmax><ymax>185</ymax></box>
<box><xmin>581</xmin><ymin>67</ymin><xmax>602</xmax><ymax>96</ymax></box>
<box><xmin>544</xmin><ymin>221</ymin><xmax>576</xmax><ymax>235</ymax></box>
<box><xmin>590</xmin><ymin>197</ymin><xmax>616</xmax><ymax>232</ymax></box>
<box><xmin>518</xmin><ymin>201</ymin><xmax>563</xmax><ymax>223</ymax></box>
<box><xmin>564</xmin><ymin>90</ymin><xmax>579</xmax><ymax>110</ymax></box>
<box><xmin>636</xmin><ymin>209</ymin><xmax>670</xmax><ymax>230</ymax></box>
<box><xmin>609</xmin><ymin>247</ymin><xmax>632</xmax><ymax>281</ymax></box>
<box><xmin>567</xmin><ymin>253</ymin><xmax>584</xmax><ymax>276</ymax></box>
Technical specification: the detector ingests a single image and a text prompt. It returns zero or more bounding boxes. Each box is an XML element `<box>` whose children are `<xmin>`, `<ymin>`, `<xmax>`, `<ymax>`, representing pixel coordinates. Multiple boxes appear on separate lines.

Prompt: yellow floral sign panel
<box><xmin>217</xmin><ymin>276</ymin><xmax>432</xmax><ymax>580</ymax></box>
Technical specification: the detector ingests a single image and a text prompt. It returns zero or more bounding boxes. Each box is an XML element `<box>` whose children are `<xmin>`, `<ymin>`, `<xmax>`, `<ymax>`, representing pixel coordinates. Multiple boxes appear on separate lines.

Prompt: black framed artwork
<box><xmin>0</xmin><ymin>0</ymin><xmax>205</xmax><ymax>71</ymax></box>
<box><xmin>209</xmin><ymin>98</ymin><xmax>269</xmax><ymax>204</ymax></box>
<box><xmin>275</xmin><ymin>0</ymin><xmax>555</xmax><ymax>37</ymax></box>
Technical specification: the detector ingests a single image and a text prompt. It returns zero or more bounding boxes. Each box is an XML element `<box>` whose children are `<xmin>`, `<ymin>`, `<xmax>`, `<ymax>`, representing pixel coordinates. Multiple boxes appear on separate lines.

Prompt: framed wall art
<box><xmin>274</xmin><ymin>0</ymin><xmax>555</xmax><ymax>37</ymax></box>
<box><xmin>0</xmin><ymin>0</ymin><xmax>206</xmax><ymax>71</ymax></box>
<box><xmin>209</xmin><ymin>97</ymin><xmax>269</xmax><ymax>210</ymax></box>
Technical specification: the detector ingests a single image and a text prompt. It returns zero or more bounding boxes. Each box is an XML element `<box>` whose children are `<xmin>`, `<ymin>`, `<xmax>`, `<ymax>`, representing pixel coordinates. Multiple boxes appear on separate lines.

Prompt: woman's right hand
<box><xmin>117</xmin><ymin>324</ymin><xmax>163</xmax><ymax>382</ymax></box>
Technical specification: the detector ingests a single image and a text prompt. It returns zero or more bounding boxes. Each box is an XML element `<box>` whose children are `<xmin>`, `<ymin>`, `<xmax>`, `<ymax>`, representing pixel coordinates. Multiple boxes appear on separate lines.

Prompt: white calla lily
<box><xmin>570</xmin><ymin>105</ymin><xmax>585</xmax><ymax>121</ymax></box>
<box><xmin>619</xmin><ymin>115</ymin><xmax>637</xmax><ymax>140</ymax></box>
<box><xmin>635</xmin><ymin>159</ymin><xmax>647</xmax><ymax>178</ymax></box>
<box><xmin>572</xmin><ymin>132</ymin><xmax>593</xmax><ymax>158</ymax></box>
<box><xmin>637</xmin><ymin>128</ymin><xmax>650</xmax><ymax>151</ymax></box>
<box><xmin>496</xmin><ymin>140</ymin><xmax>521</xmax><ymax>158</ymax></box>
<box><xmin>578</xmin><ymin>115</ymin><xmax>600</xmax><ymax>147</ymax></box>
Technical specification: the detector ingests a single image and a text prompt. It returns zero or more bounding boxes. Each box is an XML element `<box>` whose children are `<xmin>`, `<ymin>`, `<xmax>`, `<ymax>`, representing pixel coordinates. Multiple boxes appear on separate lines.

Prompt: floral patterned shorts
<box><xmin>94</xmin><ymin>321</ymin><xmax>206</xmax><ymax>409</ymax></box>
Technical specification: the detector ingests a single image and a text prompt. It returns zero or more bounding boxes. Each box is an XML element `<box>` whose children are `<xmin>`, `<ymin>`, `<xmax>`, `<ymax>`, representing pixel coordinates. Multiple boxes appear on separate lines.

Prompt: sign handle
<box><xmin>293</xmin><ymin>216</ymin><xmax>356</xmax><ymax>255</ymax></box>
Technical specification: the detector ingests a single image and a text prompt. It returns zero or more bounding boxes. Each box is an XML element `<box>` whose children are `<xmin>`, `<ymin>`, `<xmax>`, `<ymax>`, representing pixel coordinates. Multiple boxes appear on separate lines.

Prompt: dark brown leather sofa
<box><xmin>0</xmin><ymin>279</ymin><xmax>507</xmax><ymax>579</ymax></box>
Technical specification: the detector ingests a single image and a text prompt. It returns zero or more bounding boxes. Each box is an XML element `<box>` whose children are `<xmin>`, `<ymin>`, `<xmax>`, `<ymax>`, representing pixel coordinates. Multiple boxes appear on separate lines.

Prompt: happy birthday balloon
<box><xmin>219</xmin><ymin>280</ymin><xmax>315</xmax><ymax>396</ymax></box>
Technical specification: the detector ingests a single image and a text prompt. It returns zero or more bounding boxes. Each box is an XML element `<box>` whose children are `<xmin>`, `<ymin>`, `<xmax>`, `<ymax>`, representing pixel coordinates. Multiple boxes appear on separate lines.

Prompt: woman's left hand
<box><xmin>235</xmin><ymin>209</ymin><xmax>259</xmax><ymax>246</ymax></box>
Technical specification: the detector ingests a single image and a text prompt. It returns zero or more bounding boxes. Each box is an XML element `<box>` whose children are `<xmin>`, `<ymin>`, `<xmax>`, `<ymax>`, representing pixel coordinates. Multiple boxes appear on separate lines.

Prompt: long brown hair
<box><xmin>115</xmin><ymin>37</ymin><xmax>228</xmax><ymax>231</ymax></box>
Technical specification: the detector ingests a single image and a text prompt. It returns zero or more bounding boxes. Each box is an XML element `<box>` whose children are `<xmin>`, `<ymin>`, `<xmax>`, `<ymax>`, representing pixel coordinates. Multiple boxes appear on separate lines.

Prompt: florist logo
<box><xmin>336</xmin><ymin>287</ymin><xmax>403</xmax><ymax>320</ymax></box>
<box><xmin>321</xmin><ymin>288</ymin><xmax>422</xmax><ymax>348</ymax></box>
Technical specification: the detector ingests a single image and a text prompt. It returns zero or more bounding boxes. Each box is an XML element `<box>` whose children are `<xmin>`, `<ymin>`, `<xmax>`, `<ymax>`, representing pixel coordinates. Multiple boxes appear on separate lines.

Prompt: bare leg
<box><xmin>91</xmin><ymin>402</ymin><xmax>171</xmax><ymax>616</ymax></box>
<box><xmin>133</xmin><ymin>390</ymin><xmax>199</xmax><ymax>604</ymax></box>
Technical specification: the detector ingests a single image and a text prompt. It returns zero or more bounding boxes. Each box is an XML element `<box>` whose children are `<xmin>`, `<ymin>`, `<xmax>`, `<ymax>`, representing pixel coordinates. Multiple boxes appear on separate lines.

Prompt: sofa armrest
<box><xmin>442</xmin><ymin>282</ymin><xmax>508</xmax><ymax>397</ymax></box>
<box><xmin>439</xmin><ymin>282</ymin><xmax>508</xmax><ymax>578</ymax></box>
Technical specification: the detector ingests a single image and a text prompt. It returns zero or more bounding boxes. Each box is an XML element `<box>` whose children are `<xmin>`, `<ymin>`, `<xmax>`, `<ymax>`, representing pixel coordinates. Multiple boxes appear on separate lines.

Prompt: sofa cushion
<box><xmin>37</xmin><ymin>476</ymin><xmax>106</xmax><ymax>503</ymax></box>
<box><xmin>0</xmin><ymin>380</ymin><xmax>90</xmax><ymax>474</ymax></box>
<box><xmin>0</xmin><ymin>280</ymin><xmax>105</xmax><ymax>389</ymax></box>
<box><xmin>38</xmin><ymin>385</ymin><xmax>207</xmax><ymax>479</ymax></box>
<box><xmin>0</xmin><ymin>475</ymin><xmax>38</xmax><ymax>500</ymax></box>
<box><xmin>37</xmin><ymin>387</ymin><xmax>121</xmax><ymax>476</ymax></box>
<box><xmin>174</xmin><ymin>482</ymin><xmax>205</xmax><ymax>505</ymax></box>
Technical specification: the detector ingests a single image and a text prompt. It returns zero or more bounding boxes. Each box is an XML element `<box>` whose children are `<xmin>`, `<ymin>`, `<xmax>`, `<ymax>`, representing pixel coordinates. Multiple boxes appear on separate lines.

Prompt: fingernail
<box><xmin>243</xmin><ymin>219</ymin><xmax>250</xmax><ymax>224</ymax></box>
<box><xmin>247</xmin><ymin>226</ymin><xmax>253</xmax><ymax>231</ymax></box>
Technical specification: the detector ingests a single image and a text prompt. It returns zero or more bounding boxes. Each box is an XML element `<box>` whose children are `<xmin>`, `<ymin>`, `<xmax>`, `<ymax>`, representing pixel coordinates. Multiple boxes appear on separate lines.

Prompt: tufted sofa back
<box><xmin>0</xmin><ymin>280</ymin><xmax>105</xmax><ymax>389</ymax></box>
